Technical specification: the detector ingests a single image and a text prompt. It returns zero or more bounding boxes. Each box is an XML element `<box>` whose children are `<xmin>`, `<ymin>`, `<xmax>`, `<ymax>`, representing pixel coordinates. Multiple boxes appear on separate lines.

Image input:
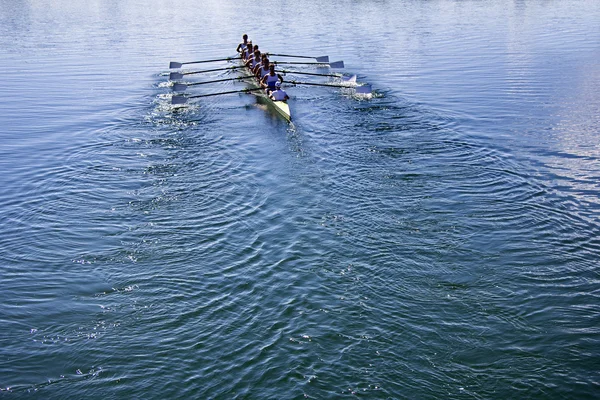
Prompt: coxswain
<box><xmin>236</xmin><ymin>34</ymin><xmax>249</xmax><ymax>53</ymax></box>
<box><xmin>269</xmin><ymin>81</ymin><xmax>289</xmax><ymax>102</ymax></box>
<box><xmin>261</xmin><ymin>64</ymin><xmax>283</xmax><ymax>93</ymax></box>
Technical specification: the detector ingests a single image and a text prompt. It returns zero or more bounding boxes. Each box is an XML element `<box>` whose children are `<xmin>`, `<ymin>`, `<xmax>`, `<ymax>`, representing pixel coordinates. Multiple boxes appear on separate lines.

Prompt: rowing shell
<box><xmin>240</xmin><ymin>59</ymin><xmax>291</xmax><ymax>122</ymax></box>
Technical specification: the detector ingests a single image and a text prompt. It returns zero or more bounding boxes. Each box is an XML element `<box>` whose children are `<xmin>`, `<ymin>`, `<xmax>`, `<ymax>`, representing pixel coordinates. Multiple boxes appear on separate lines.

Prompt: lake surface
<box><xmin>1</xmin><ymin>0</ymin><xmax>599</xmax><ymax>398</ymax></box>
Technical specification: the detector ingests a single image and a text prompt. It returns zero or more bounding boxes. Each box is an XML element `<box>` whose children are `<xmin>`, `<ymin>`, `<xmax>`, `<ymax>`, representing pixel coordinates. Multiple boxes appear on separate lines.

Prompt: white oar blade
<box><xmin>172</xmin><ymin>83</ymin><xmax>187</xmax><ymax>92</ymax></box>
<box><xmin>171</xmin><ymin>95</ymin><xmax>188</xmax><ymax>105</ymax></box>
<box><xmin>343</xmin><ymin>75</ymin><xmax>357</xmax><ymax>83</ymax></box>
<box><xmin>316</xmin><ymin>56</ymin><xmax>329</xmax><ymax>63</ymax></box>
<box><xmin>169</xmin><ymin>72</ymin><xmax>184</xmax><ymax>80</ymax></box>
<box><xmin>169</xmin><ymin>61</ymin><xmax>183</xmax><ymax>69</ymax></box>
<box><xmin>355</xmin><ymin>84</ymin><xmax>372</xmax><ymax>95</ymax></box>
<box><xmin>329</xmin><ymin>61</ymin><xmax>344</xmax><ymax>69</ymax></box>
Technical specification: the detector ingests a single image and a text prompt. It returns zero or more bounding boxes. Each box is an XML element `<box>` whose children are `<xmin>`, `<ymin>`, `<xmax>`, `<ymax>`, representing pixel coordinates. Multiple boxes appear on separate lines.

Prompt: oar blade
<box><xmin>171</xmin><ymin>95</ymin><xmax>188</xmax><ymax>105</ymax></box>
<box><xmin>169</xmin><ymin>72</ymin><xmax>184</xmax><ymax>80</ymax></box>
<box><xmin>355</xmin><ymin>84</ymin><xmax>372</xmax><ymax>95</ymax></box>
<box><xmin>169</xmin><ymin>61</ymin><xmax>183</xmax><ymax>69</ymax></box>
<box><xmin>343</xmin><ymin>75</ymin><xmax>357</xmax><ymax>83</ymax></box>
<box><xmin>172</xmin><ymin>83</ymin><xmax>187</xmax><ymax>92</ymax></box>
<box><xmin>315</xmin><ymin>56</ymin><xmax>330</xmax><ymax>63</ymax></box>
<box><xmin>329</xmin><ymin>61</ymin><xmax>345</xmax><ymax>69</ymax></box>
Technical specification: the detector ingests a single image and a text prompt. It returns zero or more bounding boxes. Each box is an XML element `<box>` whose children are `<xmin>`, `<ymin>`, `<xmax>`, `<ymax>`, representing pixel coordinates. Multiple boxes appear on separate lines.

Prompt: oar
<box><xmin>287</xmin><ymin>80</ymin><xmax>372</xmax><ymax>94</ymax></box>
<box><xmin>267</xmin><ymin>54</ymin><xmax>329</xmax><ymax>63</ymax></box>
<box><xmin>172</xmin><ymin>88</ymin><xmax>264</xmax><ymax>105</ymax></box>
<box><xmin>277</xmin><ymin>69</ymin><xmax>355</xmax><ymax>80</ymax></box>
<box><xmin>273</xmin><ymin>61</ymin><xmax>344</xmax><ymax>68</ymax></box>
<box><xmin>169</xmin><ymin>56</ymin><xmax>241</xmax><ymax>69</ymax></box>
<box><xmin>169</xmin><ymin>65</ymin><xmax>245</xmax><ymax>80</ymax></box>
<box><xmin>172</xmin><ymin>76</ymin><xmax>254</xmax><ymax>92</ymax></box>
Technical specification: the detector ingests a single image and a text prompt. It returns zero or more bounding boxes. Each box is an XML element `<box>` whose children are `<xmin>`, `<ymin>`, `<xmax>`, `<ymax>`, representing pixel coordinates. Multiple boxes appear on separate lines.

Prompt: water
<box><xmin>1</xmin><ymin>0</ymin><xmax>599</xmax><ymax>398</ymax></box>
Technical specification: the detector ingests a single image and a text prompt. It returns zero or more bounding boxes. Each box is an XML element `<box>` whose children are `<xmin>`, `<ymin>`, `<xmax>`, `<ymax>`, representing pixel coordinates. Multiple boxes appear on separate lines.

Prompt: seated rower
<box><xmin>243</xmin><ymin>43</ymin><xmax>257</xmax><ymax>63</ymax></box>
<box><xmin>269</xmin><ymin>82</ymin><xmax>289</xmax><ymax>102</ymax></box>
<box><xmin>236</xmin><ymin>34</ymin><xmax>249</xmax><ymax>53</ymax></box>
<box><xmin>254</xmin><ymin>56</ymin><xmax>270</xmax><ymax>79</ymax></box>
<box><xmin>243</xmin><ymin>42</ymin><xmax>253</xmax><ymax>60</ymax></box>
<box><xmin>252</xmin><ymin>54</ymin><xmax>264</xmax><ymax>76</ymax></box>
<box><xmin>253</xmin><ymin>51</ymin><xmax>263</xmax><ymax>71</ymax></box>
<box><xmin>246</xmin><ymin>49</ymin><xmax>261</xmax><ymax>69</ymax></box>
<box><xmin>261</xmin><ymin>64</ymin><xmax>283</xmax><ymax>93</ymax></box>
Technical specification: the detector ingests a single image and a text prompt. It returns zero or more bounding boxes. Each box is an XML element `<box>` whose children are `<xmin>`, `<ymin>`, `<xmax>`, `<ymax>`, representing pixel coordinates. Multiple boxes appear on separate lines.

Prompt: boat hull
<box><xmin>241</xmin><ymin>60</ymin><xmax>291</xmax><ymax>122</ymax></box>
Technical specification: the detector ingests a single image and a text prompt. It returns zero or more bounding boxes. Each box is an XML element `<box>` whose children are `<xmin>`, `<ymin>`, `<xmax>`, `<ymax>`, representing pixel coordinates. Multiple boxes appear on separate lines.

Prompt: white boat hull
<box><xmin>241</xmin><ymin>60</ymin><xmax>291</xmax><ymax>122</ymax></box>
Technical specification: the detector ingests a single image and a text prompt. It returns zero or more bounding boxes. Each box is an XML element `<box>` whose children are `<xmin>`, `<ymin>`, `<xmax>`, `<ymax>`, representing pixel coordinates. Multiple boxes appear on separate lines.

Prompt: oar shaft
<box><xmin>274</xmin><ymin>61</ymin><xmax>327</xmax><ymax>65</ymax></box>
<box><xmin>287</xmin><ymin>81</ymin><xmax>368</xmax><ymax>92</ymax></box>
<box><xmin>190</xmin><ymin>88</ymin><xmax>263</xmax><ymax>99</ymax></box>
<box><xmin>277</xmin><ymin>69</ymin><xmax>341</xmax><ymax>78</ymax></box>
<box><xmin>182</xmin><ymin>56</ymin><xmax>240</xmax><ymax>65</ymax></box>
<box><xmin>269</xmin><ymin>53</ymin><xmax>312</xmax><ymax>59</ymax></box>
<box><xmin>267</xmin><ymin>54</ymin><xmax>329</xmax><ymax>62</ymax></box>
<box><xmin>274</xmin><ymin>60</ymin><xmax>344</xmax><ymax>68</ymax></box>
<box><xmin>288</xmin><ymin>81</ymin><xmax>343</xmax><ymax>88</ymax></box>
<box><xmin>172</xmin><ymin>88</ymin><xmax>264</xmax><ymax>105</ymax></box>
<box><xmin>191</xmin><ymin>90</ymin><xmax>241</xmax><ymax>98</ymax></box>
<box><xmin>170</xmin><ymin>56</ymin><xmax>241</xmax><ymax>68</ymax></box>
<box><xmin>170</xmin><ymin>65</ymin><xmax>246</xmax><ymax>80</ymax></box>
<box><xmin>184</xmin><ymin>65</ymin><xmax>245</xmax><ymax>75</ymax></box>
<box><xmin>173</xmin><ymin>76</ymin><xmax>255</xmax><ymax>92</ymax></box>
<box><xmin>187</xmin><ymin>76</ymin><xmax>254</xmax><ymax>87</ymax></box>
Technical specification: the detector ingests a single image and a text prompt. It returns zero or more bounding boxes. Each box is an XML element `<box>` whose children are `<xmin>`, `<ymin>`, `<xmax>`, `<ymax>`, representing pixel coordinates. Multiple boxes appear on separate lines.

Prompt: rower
<box><xmin>236</xmin><ymin>34</ymin><xmax>249</xmax><ymax>53</ymax></box>
<box><xmin>254</xmin><ymin>56</ymin><xmax>270</xmax><ymax>79</ymax></box>
<box><xmin>252</xmin><ymin>54</ymin><xmax>264</xmax><ymax>75</ymax></box>
<box><xmin>243</xmin><ymin>41</ymin><xmax>253</xmax><ymax>60</ymax></box>
<box><xmin>269</xmin><ymin>81</ymin><xmax>289</xmax><ymax>102</ymax></box>
<box><xmin>261</xmin><ymin>64</ymin><xmax>283</xmax><ymax>93</ymax></box>
<box><xmin>245</xmin><ymin>49</ymin><xmax>257</xmax><ymax>67</ymax></box>
<box><xmin>249</xmin><ymin>49</ymin><xmax>262</xmax><ymax>70</ymax></box>
<box><xmin>244</xmin><ymin>44</ymin><xmax>260</xmax><ymax>64</ymax></box>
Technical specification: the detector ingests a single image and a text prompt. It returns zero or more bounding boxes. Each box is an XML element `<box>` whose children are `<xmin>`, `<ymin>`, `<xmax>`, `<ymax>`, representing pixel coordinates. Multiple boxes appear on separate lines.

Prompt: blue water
<box><xmin>1</xmin><ymin>0</ymin><xmax>599</xmax><ymax>398</ymax></box>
